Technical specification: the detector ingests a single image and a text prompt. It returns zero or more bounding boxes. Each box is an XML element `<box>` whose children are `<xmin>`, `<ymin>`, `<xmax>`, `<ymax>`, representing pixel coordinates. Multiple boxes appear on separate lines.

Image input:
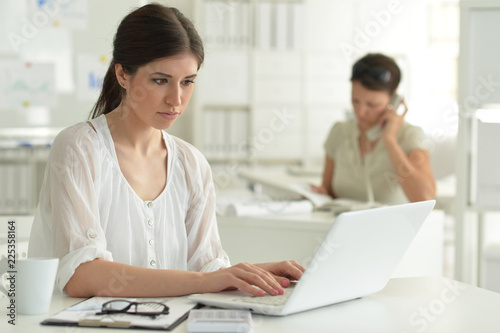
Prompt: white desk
<box><xmin>217</xmin><ymin>209</ymin><xmax>445</xmax><ymax>278</ymax></box>
<box><xmin>1</xmin><ymin>276</ymin><xmax>500</xmax><ymax>332</ymax></box>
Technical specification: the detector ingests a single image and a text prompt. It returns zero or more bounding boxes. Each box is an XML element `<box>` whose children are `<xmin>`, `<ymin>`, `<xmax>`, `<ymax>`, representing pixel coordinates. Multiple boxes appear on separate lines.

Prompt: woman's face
<box><xmin>120</xmin><ymin>52</ymin><xmax>199</xmax><ymax>130</ymax></box>
<box><xmin>351</xmin><ymin>80</ymin><xmax>391</xmax><ymax>131</ymax></box>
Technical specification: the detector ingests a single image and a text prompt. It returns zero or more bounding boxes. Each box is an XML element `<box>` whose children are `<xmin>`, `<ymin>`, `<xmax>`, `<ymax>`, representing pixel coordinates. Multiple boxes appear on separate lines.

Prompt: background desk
<box><xmin>1</xmin><ymin>277</ymin><xmax>499</xmax><ymax>333</ymax></box>
<box><xmin>218</xmin><ymin>209</ymin><xmax>445</xmax><ymax>278</ymax></box>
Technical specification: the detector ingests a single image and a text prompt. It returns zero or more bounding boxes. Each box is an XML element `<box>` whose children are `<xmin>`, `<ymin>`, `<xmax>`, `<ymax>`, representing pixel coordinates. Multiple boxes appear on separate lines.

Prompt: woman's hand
<box><xmin>199</xmin><ymin>263</ymin><xmax>287</xmax><ymax>297</ymax></box>
<box><xmin>254</xmin><ymin>260</ymin><xmax>305</xmax><ymax>288</ymax></box>
<box><xmin>310</xmin><ymin>184</ymin><xmax>328</xmax><ymax>195</ymax></box>
<box><xmin>380</xmin><ymin>99</ymin><xmax>408</xmax><ymax>142</ymax></box>
<box><xmin>198</xmin><ymin>261</ymin><xmax>305</xmax><ymax>297</ymax></box>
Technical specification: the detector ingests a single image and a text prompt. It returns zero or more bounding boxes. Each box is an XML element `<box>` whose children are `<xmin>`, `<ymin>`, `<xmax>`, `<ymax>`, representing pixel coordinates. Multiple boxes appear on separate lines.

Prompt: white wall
<box><xmin>0</xmin><ymin>0</ymin><xmax>143</xmax><ymax>128</ymax></box>
<box><xmin>0</xmin><ymin>0</ymin><xmax>459</xmax><ymax>149</ymax></box>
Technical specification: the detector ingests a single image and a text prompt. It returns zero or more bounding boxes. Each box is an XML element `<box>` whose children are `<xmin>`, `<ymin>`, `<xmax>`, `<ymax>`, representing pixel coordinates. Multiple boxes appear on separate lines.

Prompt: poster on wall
<box><xmin>0</xmin><ymin>61</ymin><xmax>56</xmax><ymax>110</ymax></box>
<box><xmin>76</xmin><ymin>53</ymin><xmax>109</xmax><ymax>102</ymax></box>
<box><xmin>20</xmin><ymin>28</ymin><xmax>74</xmax><ymax>93</ymax></box>
<box><xmin>27</xmin><ymin>0</ymin><xmax>88</xmax><ymax>30</ymax></box>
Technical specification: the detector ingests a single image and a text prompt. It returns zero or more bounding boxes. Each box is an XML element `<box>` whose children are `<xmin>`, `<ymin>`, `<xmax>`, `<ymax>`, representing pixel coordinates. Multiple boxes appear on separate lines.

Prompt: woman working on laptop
<box><xmin>312</xmin><ymin>54</ymin><xmax>436</xmax><ymax>204</ymax></box>
<box><xmin>28</xmin><ymin>4</ymin><xmax>304</xmax><ymax>298</ymax></box>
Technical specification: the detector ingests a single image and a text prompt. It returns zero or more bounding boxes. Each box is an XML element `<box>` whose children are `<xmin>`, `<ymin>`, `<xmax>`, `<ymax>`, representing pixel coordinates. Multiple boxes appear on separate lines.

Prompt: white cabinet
<box><xmin>195</xmin><ymin>0</ymin><xmax>308</xmax><ymax>163</ymax></box>
<box><xmin>455</xmin><ymin>1</ymin><xmax>500</xmax><ymax>285</ymax></box>
<box><xmin>0</xmin><ymin>146</ymin><xmax>50</xmax><ymax>215</ymax></box>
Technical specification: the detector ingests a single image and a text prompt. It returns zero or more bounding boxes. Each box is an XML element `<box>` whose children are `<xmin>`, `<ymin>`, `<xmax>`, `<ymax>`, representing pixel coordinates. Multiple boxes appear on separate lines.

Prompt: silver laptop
<box><xmin>189</xmin><ymin>200</ymin><xmax>436</xmax><ymax>316</ymax></box>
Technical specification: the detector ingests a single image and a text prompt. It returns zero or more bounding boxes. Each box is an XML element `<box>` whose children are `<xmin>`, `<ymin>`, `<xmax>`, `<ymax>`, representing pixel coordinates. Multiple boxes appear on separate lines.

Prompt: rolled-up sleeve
<box><xmin>399</xmin><ymin>124</ymin><xmax>427</xmax><ymax>154</ymax></box>
<box><xmin>29</xmin><ymin>125</ymin><xmax>113</xmax><ymax>293</ymax></box>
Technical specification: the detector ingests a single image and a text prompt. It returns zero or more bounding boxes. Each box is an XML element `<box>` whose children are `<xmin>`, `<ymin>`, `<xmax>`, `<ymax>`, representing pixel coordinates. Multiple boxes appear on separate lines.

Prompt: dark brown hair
<box><xmin>89</xmin><ymin>4</ymin><xmax>204</xmax><ymax>119</ymax></box>
<box><xmin>350</xmin><ymin>53</ymin><xmax>401</xmax><ymax>94</ymax></box>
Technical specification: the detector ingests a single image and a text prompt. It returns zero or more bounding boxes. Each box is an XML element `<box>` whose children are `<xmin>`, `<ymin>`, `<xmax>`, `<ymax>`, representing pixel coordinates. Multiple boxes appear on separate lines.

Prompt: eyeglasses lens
<box><xmin>101</xmin><ymin>300</ymin><xmax>169</xmax><ymax>316</ymax></box>
<box><xmin>103</xmin><ymin>300</ymin><xmax>131</xmax><ymax>312</ymax></box>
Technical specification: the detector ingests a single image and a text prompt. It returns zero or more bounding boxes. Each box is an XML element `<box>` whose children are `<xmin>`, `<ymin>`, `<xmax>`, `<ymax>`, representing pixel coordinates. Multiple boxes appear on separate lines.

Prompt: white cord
<box><xmin>364</xmin><ymin>152</ymin><xmax>375</xmax><ymax>204</ymax></box>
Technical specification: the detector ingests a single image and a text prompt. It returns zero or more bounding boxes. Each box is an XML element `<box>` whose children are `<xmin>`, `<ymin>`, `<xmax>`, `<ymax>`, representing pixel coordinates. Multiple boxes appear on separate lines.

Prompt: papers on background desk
<box><xmin>224</xmin><ymin>200</ymin><xmax>314</xmax><ymax>217</ymax></box>
<box><xmin>287</xmin><ymin>183</ymin><xmax>382</xmax><ymax>212</ymax></box>
<box><xmin>238</xmin><ymin>170</ymin><xmax>383</xmax><ymax>213</ymax></box>
<box><xmin>216</xmin><ymin>188</ymin><xmax>314</xmax><ymax>217</ymax></box>
<box><xmin>42</xmin><ymin>296</ymin><xmax>197</xmax><ymax>330</ymax></box>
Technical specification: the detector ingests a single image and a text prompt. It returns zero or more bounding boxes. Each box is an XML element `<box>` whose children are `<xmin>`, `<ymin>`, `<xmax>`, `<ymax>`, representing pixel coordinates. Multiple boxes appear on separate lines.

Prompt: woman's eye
<box><xmin>182</xmin><ymin>80</ymin><xmax>195</xmax><ymax>86</ymax></box>
<box><xmin>153</xmin><ymin>79</ymin><xmax>168</xmax><ymax>85</ymax></box>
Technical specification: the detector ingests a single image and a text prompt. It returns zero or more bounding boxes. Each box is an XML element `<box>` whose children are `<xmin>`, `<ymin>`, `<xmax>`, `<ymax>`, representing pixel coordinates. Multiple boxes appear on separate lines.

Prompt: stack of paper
<box><xmin>238</xmin><ymin>169</ymin><xmax>383</xmax><ymax>213</ymax></box>
<box><xmin>224</xmin><ymin>200</ymin><xmax>314</xmax><ymax>217</ymax></box>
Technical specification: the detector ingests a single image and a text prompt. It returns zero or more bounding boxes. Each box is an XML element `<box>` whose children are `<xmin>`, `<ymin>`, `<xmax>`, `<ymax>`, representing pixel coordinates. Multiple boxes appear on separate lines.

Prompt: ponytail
<box><xmin>89</xmin><ymin>61</ymin><xmax>123</xmax><ymax>119</ymax></box>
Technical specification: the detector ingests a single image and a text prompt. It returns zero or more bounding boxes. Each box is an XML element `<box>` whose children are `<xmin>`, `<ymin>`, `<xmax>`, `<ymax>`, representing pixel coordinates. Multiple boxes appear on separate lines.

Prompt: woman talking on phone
<box><xmin>312</xmin><ymin>53</ymin><xmax>435</xmax><ymax>204</ymax></box>
<box><xmin>28</xmin><ymin>4</ymin><xmax>304</xmax><ymax>298</ymax></box>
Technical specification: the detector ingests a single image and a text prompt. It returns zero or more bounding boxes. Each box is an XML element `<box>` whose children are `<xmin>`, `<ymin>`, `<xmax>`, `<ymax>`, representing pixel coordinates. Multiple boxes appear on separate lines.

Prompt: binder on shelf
<box><xmin>240</xmin><ymin>2</ymin><xmax>251</xmax><ymax>47</ymax></box>
<box><xmin>213</xmin><ymin>110</ymin><xmax>226</xmax><ymax>158</ymax></box>
<box><xmin>203</xmin><ymin>0</ymin><xmax>252</xmax><ymax>49</ymax></box>
<box><xmin>201</xmin><ymin>110</ymin><xmax>214</xmax><ymax>156</ymax></box>
<box><xmin>292</xmin><ymin>2</ymin><xmax>305</xmax><ymax>50</ymax></box>
<box><xmin>227</xmin><ymin>1</ymin><xmax>238</xmax><ymax>47</ymax></box>
<box><xmin>0</xmin><ymin>164</ymin><xmax>5</xmax><ymax>212</ymax></box>
<box><xmin>256</xmin><ymin>2</ymin><xmax>272</xmax><ymax>50</ymax></box>
<box><xmin>14</xmin><ymin>162</ymin><xmax>22</xmax><ymax>213</ymax></box>
<box><xmin>275</xmin><ymin>2</ymin><xmax>288</xmax><ymax>50</ymax></box>
<box><xmin>18</xmin><ymin>163</ymin><xmax>32</xmax><ymax>214</ymax></box>
<box><xmin>286</xmin><ymin>2</ymin><xmax>295</xmax><ymax>50</ymax></box>
<box><xmin>228</xmin><ymin>109</ymin><xmax>249</xmax><ymax>159</ymax></box>
<box><xmin>201</xmin><ymin>108</ymin><xmax>249</xmax><ymax>160</ymax></box>
<box><xmin>203</xmin><ymin>1</ymin><xmax>224</xmax><ymax>48</ymax></box>
<box><xmin>5</xmin><ymin>163</ymin><xmax>15</xmax><ymax>214</ymax></box>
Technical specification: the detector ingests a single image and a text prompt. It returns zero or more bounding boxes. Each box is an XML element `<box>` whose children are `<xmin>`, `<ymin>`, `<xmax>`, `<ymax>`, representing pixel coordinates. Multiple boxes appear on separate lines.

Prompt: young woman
<box><xmin>28</xmin><ymin>4</ymin><xmax>304</xmax><ymax>298</ymax></box>
<box><xmin>312</xmin><ymin>53</ymin><xmax>436</xmax><ymax>204</ymax></box>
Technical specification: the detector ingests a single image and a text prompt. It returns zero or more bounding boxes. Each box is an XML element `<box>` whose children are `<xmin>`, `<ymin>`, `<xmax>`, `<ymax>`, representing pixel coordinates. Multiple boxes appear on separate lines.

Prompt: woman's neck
<box><xmin>358</xmin><ymin>131</ymin><xmax>377</xmax><ymax>159</ymax></box>
<box><xmin>105</xmin><ymin>103</ymin><xmax>163</xmax><ymax>156</ymax></box>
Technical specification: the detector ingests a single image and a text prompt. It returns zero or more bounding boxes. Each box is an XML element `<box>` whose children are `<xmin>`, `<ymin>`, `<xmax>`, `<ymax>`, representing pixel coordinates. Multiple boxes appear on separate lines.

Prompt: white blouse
<box><xmin>324</xmin><ymin>118</ymin><xmax>426</xmax><ymax>205</ymax></box>
<box><xmin>28</xmin><ymin>115</ymin><xmax>230</xmax><ymax>293</ymax></box>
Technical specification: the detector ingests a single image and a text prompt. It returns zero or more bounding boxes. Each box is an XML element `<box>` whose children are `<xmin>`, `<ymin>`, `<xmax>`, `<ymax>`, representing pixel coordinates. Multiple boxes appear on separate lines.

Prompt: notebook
<box><xmin>189</xmin><ymin>200</ymin><xmax>436</xmax><ymax>316</ymax></box>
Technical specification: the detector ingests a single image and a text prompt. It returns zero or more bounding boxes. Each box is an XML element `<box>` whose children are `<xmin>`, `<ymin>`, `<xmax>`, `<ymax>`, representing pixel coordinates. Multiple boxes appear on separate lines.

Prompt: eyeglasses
<box><xmin>352</xmin><ymin>61</ymin><xmax>392</xmax><ymax>83</ymax></box>
<box><xmin>96</xmin><ymin>300</ymin><xmax>170</xmax><ymax>318</ymax></box>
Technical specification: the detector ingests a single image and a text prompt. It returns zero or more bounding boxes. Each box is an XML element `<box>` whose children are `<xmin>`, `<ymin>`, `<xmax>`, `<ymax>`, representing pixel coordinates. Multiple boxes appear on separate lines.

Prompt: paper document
<box><xmin>239</xmin><ymin>169</ymin><xmax>382</xmax><ymax>213</ymax></box>
<box><xmin>42</xmin><ymin>296</ymin><xmax>197</xmax><ymax>330</ymax></box>
<box><xmin>224</xmin><ymin>200</ymin><xmax>313</xmax><ymax>217</ymax></box>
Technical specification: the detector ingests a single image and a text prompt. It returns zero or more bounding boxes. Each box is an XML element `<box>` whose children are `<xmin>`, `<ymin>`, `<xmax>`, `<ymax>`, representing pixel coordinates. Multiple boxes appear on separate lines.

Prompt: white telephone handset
<box><xmin>365</xmin><ymin>94</ymin><xmax>404</xmax><ymax>141</ymax></box>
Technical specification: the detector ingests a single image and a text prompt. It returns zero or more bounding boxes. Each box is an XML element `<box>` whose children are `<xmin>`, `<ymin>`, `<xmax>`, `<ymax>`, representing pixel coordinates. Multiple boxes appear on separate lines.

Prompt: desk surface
<box><xmin>2</xmin><ymin>276</ymin><xmax>500</xmax><ymax>333</ymax></box>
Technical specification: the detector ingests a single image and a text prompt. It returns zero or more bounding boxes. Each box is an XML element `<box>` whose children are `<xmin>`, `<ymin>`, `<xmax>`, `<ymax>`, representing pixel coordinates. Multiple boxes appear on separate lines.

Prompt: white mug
<box><xmin>0</xmin><ymin>257</ymin><xmax>59</xmax><ymax>315</ymax></box>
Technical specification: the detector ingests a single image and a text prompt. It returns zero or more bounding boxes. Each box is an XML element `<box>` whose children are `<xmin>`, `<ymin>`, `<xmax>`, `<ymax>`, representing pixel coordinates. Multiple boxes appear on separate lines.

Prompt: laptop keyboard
<box><xmin>232</xmin><ymin>287</ymin><xmax>294</xmax><ymax>306</ymax></box>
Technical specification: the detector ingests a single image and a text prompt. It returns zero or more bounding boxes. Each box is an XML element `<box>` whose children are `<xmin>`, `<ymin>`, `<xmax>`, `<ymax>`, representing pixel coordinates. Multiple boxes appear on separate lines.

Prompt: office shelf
<box><xmin>455</xmin><ymin>1</ymin><xmax>500</xmax><ymax>285</ymax></box>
